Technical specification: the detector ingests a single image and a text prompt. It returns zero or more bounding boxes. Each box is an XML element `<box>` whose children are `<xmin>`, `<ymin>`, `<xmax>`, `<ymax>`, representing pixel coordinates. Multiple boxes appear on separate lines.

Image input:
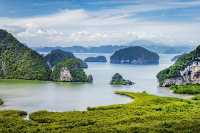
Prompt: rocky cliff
<box><xmin>157</xmin><ymin>45</ymin><xmax>200</xmax><ymax>87</ymax></box>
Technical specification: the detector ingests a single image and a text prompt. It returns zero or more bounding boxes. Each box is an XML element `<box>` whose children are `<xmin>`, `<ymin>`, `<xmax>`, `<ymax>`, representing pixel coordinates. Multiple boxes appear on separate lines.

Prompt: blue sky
<box><xmin>0</xmin><ymin>0</ymin><xmax>200</xmax><ymax>47</ymax></box>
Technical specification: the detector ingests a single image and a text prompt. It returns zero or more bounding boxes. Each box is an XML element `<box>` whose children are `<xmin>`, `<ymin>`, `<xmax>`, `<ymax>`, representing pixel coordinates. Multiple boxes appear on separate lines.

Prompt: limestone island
<box><xmin>84</xmin><ymin>56</ymin><xmax>107</xmax><ymax>62</ymax></box>
<box><xmin>110</xmin><ymin>73</ymin><xmax>134</xmax><ymax>85</ymax></box>
<box><xmin>110</xmin><ymin>46</ymin><xmax>159</xmax><ymax>65</ymax></box>
<box><xmin>51</xmin><ymin>59</ymin><xmax>93</xmax><ymax>82</ymax></box>
<box><xmin>157</xmin><ymin>45</ymin><xmax>200</xmax><ymax>87</ymax></box>
<box><xmin>0</xmin><ymin>29</ymin><xmax>92</xmax><ymax>83</ymax></box>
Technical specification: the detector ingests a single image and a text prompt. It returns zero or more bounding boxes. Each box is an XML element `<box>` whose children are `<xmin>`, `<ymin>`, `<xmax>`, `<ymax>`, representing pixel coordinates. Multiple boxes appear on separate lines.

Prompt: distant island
<box><xmin>84</xmin><ymin>56</ymin><xmax>107</xmax><ymax>62</ymax></box>
<box><xmin>110</xmin><ymin>73</ymin><xmax>134</xmax><ymax>85</ymax></box>
<box><xmin>110</xmin><ymin>46</ymin><xmax>159</xmax><ymax>65</ymax></box>
<box><xmin>33</xmin><ymin>40</ymin><xmax>192</xmax><ymax>54</ymax></box>
<box><xmin>157</xmin><ymin>45</ymin><xmax>200</xmax><ymax>87</ymax></box>
<box><xmin>45</xmin><ymin>49</ymin><xmax>88</xmax><ymax>68</ymax></box>
<box><xmin>0</xmin><ymin>29</ymin><xmax>91</xmax><ymax>83</ymax></box>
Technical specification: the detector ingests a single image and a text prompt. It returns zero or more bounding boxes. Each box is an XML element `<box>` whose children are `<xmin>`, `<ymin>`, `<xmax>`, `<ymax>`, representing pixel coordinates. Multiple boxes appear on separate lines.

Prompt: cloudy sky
<box><xmin>0</xmin><ymin>0</ymin><xmax>200</xmax><ymax>47</ymax></box>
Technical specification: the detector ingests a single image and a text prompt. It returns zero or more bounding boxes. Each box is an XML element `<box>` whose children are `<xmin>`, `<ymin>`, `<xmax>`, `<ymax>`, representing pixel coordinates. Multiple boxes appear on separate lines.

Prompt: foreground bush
<box><xmin>170</xmin><ymin>84</ymin><xmax>200</xmax><ymax>94</ymax></box>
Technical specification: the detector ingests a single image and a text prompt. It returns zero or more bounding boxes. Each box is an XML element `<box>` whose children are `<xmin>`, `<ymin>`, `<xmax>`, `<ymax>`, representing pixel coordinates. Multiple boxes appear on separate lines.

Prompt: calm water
<box><xmin>0</xmin><ymin>54</ymin><xmax>188</xmax><ymax>112</ymax></box>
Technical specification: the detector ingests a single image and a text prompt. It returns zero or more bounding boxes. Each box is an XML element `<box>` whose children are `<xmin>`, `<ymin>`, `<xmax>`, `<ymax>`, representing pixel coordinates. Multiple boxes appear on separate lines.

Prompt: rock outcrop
<box><xmin>158</xmin><ymin>44</ymin><xmax>200</xmax><ymax>87</ymax></box>
<box><xmin>59</xmin><ymin>67</ymin><xmax>72</xmax><ymax>81</ymax></box>
<box><xmin>51</xmin><ymin>58</ymin><xmax>92</xmax><ymax>82</ymax></box>
<box><xmin>110</xmin><ymin>73</ymin><xmax>134</xmax><ymax>85</ymax></box>
<box><xmin>162</xmin><ymin>77</ymin><xmax>184</xmax><ymax>87</ymax></box>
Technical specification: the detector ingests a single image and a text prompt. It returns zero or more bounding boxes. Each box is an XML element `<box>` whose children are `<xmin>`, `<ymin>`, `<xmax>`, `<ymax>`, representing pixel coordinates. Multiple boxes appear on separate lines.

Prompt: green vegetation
<box><xmin>0</xmin><ymin>29</ymin><xmax>50</xmax><ymax>80</ymax></box>
<box><xmin>51</xmin><ymin>58</ymin><xmax>90</xmax><ymax>82</ymax></box>
<box><xmin>45</xmin><ymin>49</ymin><xmax>75</xmax><ymax>67</ymax></box>
<box><xmin>110</xmin><ymin>73</ymin><xmax>133</xmax><ymax>85</ymax></box>
<box><xmin>192</xmin><ymin>94</ymin><xmax>200</xmax><ymax>100</ymax></box>
<box><xmin>1</xmin><ymin>92</ymin><xmax>200</xmax><ymax>132</ymax></box>
<box><xmin>157</xmin><ymin>45</ymin><xmax>200</xmax><ymax>86</ymax></box>
<box><xmin>45</xmin><ymin>49</ymin><xmax>88</xmax><ymax>68</ymax></box>
<box><xmin>110</xmin><ymin>46</ymin><xmax>159</xmax><ymax>64</ymax></box>
<box><xmin>0</xmin><ymin>98</ymin><xmax>3</xmax><ymax>105</ymax></box>
<box><xmin>170</xmin><ymin>84</ymin><xmax>200</xmax><ymax>94</ymax></box>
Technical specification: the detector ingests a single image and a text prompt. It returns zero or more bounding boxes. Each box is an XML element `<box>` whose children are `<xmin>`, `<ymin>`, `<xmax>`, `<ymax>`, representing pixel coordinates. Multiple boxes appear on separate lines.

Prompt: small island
<box><xmin>110</xmin><ymin>73</ymin><xmax>134</xmax><ymax>85</ymax></box>
<box><xmin>45</xmin><ymin>49</ymin><xmax>88</xmax><ymax>68</ymax></box>
<box><xmin>84</xmin><ymin>56</ymin><xmax>107</xmax><ymax>62</ymax></box>
<box><xmin>51</xmin><ymin>59</ymin><xmax>92</xmax><ymax>82</ymax></box>
<box><xmin>110</xmin><ymin>46</ymin><xmax>159</xmax><ymax>65</ymax></box>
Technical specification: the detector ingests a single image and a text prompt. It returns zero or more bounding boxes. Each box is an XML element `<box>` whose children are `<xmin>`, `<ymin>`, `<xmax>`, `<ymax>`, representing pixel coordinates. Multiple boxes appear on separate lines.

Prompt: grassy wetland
<box><xmin>0</xmin><ymin>91</ymin><xmax>200</xmax><ymax>133</ymax></box>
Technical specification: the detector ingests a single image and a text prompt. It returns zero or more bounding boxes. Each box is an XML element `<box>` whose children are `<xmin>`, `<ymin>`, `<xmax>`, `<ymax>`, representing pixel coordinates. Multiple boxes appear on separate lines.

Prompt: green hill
<box><xmin>0</xmin><ymin>29</ymin><xmax>50</xmax><ymax>80</ymax></box>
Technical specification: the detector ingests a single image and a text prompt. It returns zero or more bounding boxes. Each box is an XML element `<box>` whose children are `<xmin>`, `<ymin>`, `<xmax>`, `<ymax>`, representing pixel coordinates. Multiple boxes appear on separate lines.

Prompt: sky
<box><xmin>0</xmin><ymin>0</ymin><xmax>200</xmax><ymax>47</ymax></box>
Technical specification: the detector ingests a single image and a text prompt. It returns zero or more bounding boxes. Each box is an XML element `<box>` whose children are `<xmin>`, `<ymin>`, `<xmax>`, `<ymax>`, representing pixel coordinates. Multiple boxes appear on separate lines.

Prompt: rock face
<box><xmin>110</xmin><ymin>46</ymin><xmax>159</xmax><ymax>65</ymax></box>
<box><xmin>45</xmin><ymin>49</ymin><xmax>88</xmax><ymax>68</ymax></box>
<box><xmin>87</xmin><ymin>74</ymin><xmax>93</xmax><ymax>83</ymax></box>
<box><xmin>0</xmin><ymin>29</ymin><xmax>50</xmax><ymax>80</ymax></box>
<box><xmin>162</xmin><ymin>77</ymin><xmax>184</xmax><ymax>87</ymax></box>
<box><xmin>180</xmin><ymin>59</ymin><xmax>200</xmax><ymax>83</ymax></box>
<box><xmin>157</xmin><ymin>45</ymin><xmax>200</xmax><ymax>87</ymax></box>
<box><xmin>59</xmin><ymin>67</ymin><xmax>72</xmax><ymax>81</ymax></box>
<box><xmin>110</xmin><ymin>73</ymin><xmax>134</xmax><ymax>85</ymax></box>
<box><xmin>51</xmin><ymin>58</ymin><xmax>92</xmax><ymax>82</ymax></box>
<box><xmin>84</xmin><ymin>56</ymin><xmax>107</xmax><ymax>62</ymax></box>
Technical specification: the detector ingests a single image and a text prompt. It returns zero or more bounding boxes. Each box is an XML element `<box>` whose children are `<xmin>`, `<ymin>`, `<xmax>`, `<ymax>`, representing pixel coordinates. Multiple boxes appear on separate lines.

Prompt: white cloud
<box><xmin>0</xmin><ymin>0</ymin><xmax>200</xmax><ymax>47</ymax></box>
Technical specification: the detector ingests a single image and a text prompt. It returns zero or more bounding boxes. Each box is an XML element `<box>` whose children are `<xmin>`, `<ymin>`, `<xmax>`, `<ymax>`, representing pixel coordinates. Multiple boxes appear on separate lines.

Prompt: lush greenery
<box><xmin>45</xmin><ymin>49</ymin><xmax>75</xmax><ymax>66</ymax></box>
<box><xmin>192</xmin><ymin>94</ymin><xmax>200</xmax><ymax>100</ymax></box>
<box><xmin>51</xmin><ymin>58</ymin><xmax>90</xmax><ymax>82</ymax></box>
<box><xmin>110</xmin><ymin>46</ymin><xmax>159</xmax><ymax>64</ymax></box>
<box><xmin>110</xmin><ymin>73</ymin><xmax>134</xmax><ymax>85</ymax></box>
<box><xmin>0</xmin><ymin>98</ymin><xmax>3</xmax><ymax>105</ymax></box>
<box><xmin>84</xmin><ymin>56</ymin><xmax>107</xmax><ymax>62</ymax></box>
<box><xmin>170</xmin><ymin>84</ymin><xmax>200</xmax><ymax>94</ymax></box>
<box><xmin>1</xmin><ymin>91</ymin><xmax>200</xmax><ymax>132</ymax></box>
<box><xmin>0</xmin><ymin>29</ymin><xmax>50</xmax><ymax>80</ymax></box>
<box><xmin>157</xmin><ymin>45</ymin><xmax>200</xmax><ymax>86</ymax></box>
<box><xmin>45</xmin><ymin>49</ymin><xmax>88</xmax><ymax>68</ymax></box>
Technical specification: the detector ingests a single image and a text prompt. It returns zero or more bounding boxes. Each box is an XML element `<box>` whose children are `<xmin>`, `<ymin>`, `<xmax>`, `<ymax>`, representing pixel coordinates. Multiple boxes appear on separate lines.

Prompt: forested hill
<box><xmin>0</xmin><ymin>29</ymin><xmax>50</xmax><ymax>80</ymax></box>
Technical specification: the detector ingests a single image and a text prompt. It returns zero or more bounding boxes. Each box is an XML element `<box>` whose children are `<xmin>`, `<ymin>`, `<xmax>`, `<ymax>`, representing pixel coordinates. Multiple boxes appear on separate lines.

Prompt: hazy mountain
<box><xmin>33</xmin><ymin>40</ymin><xmax>193</xmax><ymax>54</ymax></box>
